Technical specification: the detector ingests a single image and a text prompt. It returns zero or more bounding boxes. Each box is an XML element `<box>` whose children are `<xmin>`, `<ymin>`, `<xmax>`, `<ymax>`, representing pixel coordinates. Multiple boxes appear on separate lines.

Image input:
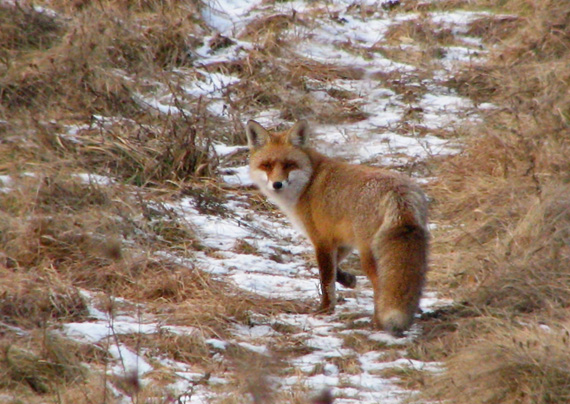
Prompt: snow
<box><xmin>234</xmin><ymin>324</ymin><xmax>276</xmax><ymax>338</ymax></box>
<box><xmin>183</xmin><ymin>71</ymin><xmax>240</xmax><ymax>116</ymax></box>
<box><xmin>220</xmin><ymin>165</ymin><xmax>252</xmax><ymax>186</ymax></box>
<box><xmin>231</xmin><ymin>272</ymin><xmax>320</xmax><ymax>299</ymax></box>
<box><xmin>201</xmin><ymin>0</ymin><xmax>264</xmax><ymax>35</ymax></box>
<box><xmin>0</xmin><ymin>175</ymin><xmax>12</xmax><ymax>192</ymax></box>
<box><xmin>237</xmin><ymin>341</ymin><xmax>270</xmax><ymax>355</ymax></box>
<box><xmin>74</xmin><ymin>173</ymin><xmax>114</xmax><ymax>185</ymax></box>
<box><xmin>206</xmin><ymin>338</ymin><xmax>229</xmax><ymax>350</ymax></box>
<box><xmin>431</xmin><ymin>10</ymin><xmax>490</xmax><ymax>34</ymax></box>
<box><xmin>139</xmin><ymin>95</ymin><xmax>183</xmax><ymax>115</ymax></box>
<box><xmin>108</xmin><ymin>344</ymin><xmax>154</xmax><ymax>376</ymax></box>
<box><xmin>212</xmin><ymin>143</ymin><xmax>246</xmax><ymax>156</ymax></box>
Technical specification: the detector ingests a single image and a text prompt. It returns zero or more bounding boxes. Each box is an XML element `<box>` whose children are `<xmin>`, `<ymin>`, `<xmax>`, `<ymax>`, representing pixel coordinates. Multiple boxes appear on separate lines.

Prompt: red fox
<box><xmin>245</xmin><ymin>120</ymin><xmax>429</xmax><ymax>336</ymax></box>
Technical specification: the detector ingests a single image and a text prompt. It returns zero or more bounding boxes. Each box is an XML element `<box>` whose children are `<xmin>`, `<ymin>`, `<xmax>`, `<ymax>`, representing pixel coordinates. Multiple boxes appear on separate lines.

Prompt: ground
<box><xmin>2</xmin><ymin>0</ymin><xmax>568</xmax><ymax>403</ymax></box>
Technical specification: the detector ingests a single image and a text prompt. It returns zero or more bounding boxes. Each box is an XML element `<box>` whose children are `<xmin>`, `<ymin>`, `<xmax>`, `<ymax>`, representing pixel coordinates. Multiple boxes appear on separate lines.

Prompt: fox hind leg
<box><xmin>357</xmin><ymin>248</ymin><xmax>391</xmax><ymax>331</ymax></box>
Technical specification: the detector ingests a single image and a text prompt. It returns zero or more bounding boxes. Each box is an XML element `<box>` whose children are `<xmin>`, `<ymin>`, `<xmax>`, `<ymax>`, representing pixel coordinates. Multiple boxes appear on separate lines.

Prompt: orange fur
<box><xmin>246</xmin><ymin>120</ymin><xmax>429</xmax><ymax>336</ymax></box>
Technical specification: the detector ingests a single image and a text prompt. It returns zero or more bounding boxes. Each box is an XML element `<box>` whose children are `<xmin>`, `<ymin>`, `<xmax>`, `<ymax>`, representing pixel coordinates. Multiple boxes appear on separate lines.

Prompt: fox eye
<box><xmin>283</xmin><ymin>161</ymin><xmax>298</xmax><ymax>170</ymax></box>
<box><xmin>259</xmin><ymin>162</ymin><xmax>273</xmax><ymax>171</ymax></box>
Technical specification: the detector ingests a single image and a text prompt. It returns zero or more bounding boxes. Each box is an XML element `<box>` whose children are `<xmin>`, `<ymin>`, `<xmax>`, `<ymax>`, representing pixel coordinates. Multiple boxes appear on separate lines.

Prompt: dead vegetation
<box><xmin>0</xmin><ymin>0</ymin><xmax>220</xmax><ymax>186</ymax></box>
<box><xmin>419</xmin><ymin>0</ymin><xmax>570</xmax><ymax>402</ymax></box>
<box><xmin>429</xmin><ymin>324</ymin><xmax>570</xmax><ymax>403</ymax></box>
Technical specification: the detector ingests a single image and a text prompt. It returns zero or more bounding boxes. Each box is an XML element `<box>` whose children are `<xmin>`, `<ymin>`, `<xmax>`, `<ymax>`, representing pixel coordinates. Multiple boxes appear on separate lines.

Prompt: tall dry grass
<box><xmin>421</xmin><ymin>0</ymin><xmax>570</xmax><ymax>402</ymax></box>
<box><xmin>429</xmin><ymin>324</ymin><xmax>570</xmax><ymax>403</ymax></box>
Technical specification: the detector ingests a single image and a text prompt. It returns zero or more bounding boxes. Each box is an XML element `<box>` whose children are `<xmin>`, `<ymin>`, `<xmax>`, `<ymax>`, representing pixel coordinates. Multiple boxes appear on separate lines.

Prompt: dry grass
<box><xmin>428</xmin><ymin>323</ymin><xmax>570</xmax><ymax>403</ymax></box>
<box><xmin>385</xmin><ymin>16</ymin><xmax>456</xmax><ymax>47</ymax></box>
<box><xmin>0</xmin><ymin>271</ymin><xmax>88</xmax><ymax>328</ymax></box>
<box><xmin>340</xmin><ymin>332</ymin><xmax>391</xmax><ymax>353</ymax></box>
<box><xmin>221</xmin><ymin>50</ymin><xmax>369</xmax><ymax>127</ymax></box>
<box><xmin>429</xmin><ymin>0</ymin><xmax>570</xmax><ymax>306</ymax></box>
<box><xmin>376</xmin><ymin>365</ymin><xmax>427</xmax><ymax>391</ymax></box>
<box><xmin>0</xmin><ymin>1</ymin><xmax>222</xmax><ymax>186</ymax></box>
<box><xmin>379</xmin><ymin>15</ymin><xmax>456</xmax><ymax>68</ymax></box>
<box><xmin>420</xmin><ymin>0</ymin><xmax>570</xmax><ymax>402</ymax></box>
<box><xmin>0</xmin><ymin>330</ymin><xmax>106</xmax><ymax>399</ymax></box>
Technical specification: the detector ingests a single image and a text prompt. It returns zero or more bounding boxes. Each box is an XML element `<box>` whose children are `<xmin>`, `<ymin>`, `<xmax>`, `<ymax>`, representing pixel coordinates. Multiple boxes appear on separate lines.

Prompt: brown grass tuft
<box><xmin>0</xmin><ymin>3</ymin><xmax>62</xmax><ymax>52</ymax></box>
<box><xmin>384</xmin><ymin>17</ymin><xmax>455</xmax><ymax>47</ymax></box>
<box><xmin>423</xmin><ymin>1</ymin><xmax>570</xmax><ymax>402</ymax></box>
<box><xmin>466</xmin><ymin>15</ymin><xmax>519</xmax><ymax>44</ymax></box>
<box><xmin>472</xmin><ymin>184</ymin><xmax>570</xmax><ymax>313</ymax></box>
<box><xmin>380</xmin><ymin>15</ymin><xmax>457</xmax><ymax>66</ymax></box>
<box><xmin>1</xmin><ymin>332</ymin><xmax>88</xmax><ymax>395</ymax></box>
<box><xmin>125</xmin><ymin>330</ymin><xmax>211</xmax><ymax>367</ymax></box>
<box><xmin>428</xmin><ymin>323</ymin><xmax>570</xmax><ymax>404</ymax></box>
<box><xmin>0</xmin><ymin>274</ymin><xmax>88</xmax><ymax>328</ymax></box>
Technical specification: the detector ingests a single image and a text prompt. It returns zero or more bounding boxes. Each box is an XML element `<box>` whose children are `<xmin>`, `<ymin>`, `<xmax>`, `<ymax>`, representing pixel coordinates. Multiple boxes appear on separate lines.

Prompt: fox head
<box><xmin>245</xmin><ymin>120</ymin><xmax>313</xmax><ymax>207</ymax></box>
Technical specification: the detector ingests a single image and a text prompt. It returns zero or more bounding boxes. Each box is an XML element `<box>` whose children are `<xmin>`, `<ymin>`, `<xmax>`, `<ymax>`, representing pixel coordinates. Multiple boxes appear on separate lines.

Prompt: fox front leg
<box><xmin>315</xmin><ymin>246</ymin><xmax>337</xmax><ymax>313</ymax></box>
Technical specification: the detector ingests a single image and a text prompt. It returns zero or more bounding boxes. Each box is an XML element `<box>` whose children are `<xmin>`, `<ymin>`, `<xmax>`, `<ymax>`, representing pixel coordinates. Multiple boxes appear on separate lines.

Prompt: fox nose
<box><xmin>273</xmin><ymin>181</ymin><xmax>283</xmax><ymax>190</ymax></box>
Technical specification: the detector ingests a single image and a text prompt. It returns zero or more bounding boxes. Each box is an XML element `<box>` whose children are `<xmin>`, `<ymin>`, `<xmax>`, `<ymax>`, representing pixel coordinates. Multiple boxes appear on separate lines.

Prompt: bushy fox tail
<box><xmin>373</xmin><ymin>192</ymin><xmax>429</xmax><ymax>336</ymax></box>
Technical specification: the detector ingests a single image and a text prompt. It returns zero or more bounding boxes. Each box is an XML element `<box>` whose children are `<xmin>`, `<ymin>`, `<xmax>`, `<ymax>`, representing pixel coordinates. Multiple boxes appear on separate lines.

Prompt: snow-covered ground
<box><xmin>43</xmin><ymin>0</ymin><xmax>499</xmax><ymax>402</ymax></box>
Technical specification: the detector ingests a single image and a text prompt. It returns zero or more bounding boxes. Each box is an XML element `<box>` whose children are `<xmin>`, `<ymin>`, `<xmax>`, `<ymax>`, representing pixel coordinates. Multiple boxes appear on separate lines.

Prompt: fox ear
<box><xmin>287</xmin><ymin>120</ymin><xmax>310</xmax><ymax>147</ymax></box>
<box><xmin>245</xmin><ymin>120</ymin><xmax>270</xmax><ymax>150</ymax></box>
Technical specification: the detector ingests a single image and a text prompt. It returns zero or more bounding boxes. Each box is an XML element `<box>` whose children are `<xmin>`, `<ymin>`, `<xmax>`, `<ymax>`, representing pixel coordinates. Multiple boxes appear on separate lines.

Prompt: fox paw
<box><xmin>336</xmin><ymin>270</ymin><xmax>357</xmax><ymax>289</ymax></box>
